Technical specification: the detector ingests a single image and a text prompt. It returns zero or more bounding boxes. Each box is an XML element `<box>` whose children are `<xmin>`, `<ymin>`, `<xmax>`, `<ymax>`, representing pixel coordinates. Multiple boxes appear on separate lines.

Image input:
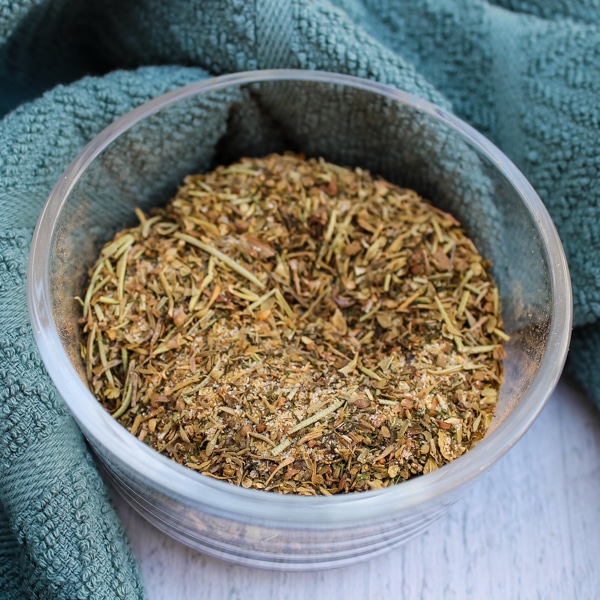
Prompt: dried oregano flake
<box><xmin>79</xmin><ymin>153</ymin><xmax>507</xmax><ymax>495</ymax></box>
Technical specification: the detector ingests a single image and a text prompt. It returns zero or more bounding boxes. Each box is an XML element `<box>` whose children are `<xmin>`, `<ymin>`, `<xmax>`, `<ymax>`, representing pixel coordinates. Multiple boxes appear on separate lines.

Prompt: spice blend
<box><xmin>79</xmin><ymin>153</ymin><xmax>508</xmax><ymax>495</ymax></box>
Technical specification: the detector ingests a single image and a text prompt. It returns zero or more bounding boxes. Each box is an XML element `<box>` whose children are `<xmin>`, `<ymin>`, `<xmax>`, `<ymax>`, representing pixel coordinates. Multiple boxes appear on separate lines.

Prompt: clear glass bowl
<box><xmin>28</xmin><ymin>70</ymin><xmax>572</xmax><ymax>571</ymax></box>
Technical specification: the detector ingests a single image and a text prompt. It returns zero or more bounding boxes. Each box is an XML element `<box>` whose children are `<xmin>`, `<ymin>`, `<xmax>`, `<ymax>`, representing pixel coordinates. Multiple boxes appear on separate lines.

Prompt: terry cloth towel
<box><xmin>1</xmin><ymin>0</ymin><xmax>599</xmax><ymax>597</ymax></box>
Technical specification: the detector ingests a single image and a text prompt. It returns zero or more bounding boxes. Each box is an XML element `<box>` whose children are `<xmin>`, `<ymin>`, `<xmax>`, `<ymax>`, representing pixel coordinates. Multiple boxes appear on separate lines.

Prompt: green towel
<box><xmin>1</xmin><ymin>0</ymin><xmax>598</xmax><ymax>597</ymax></box>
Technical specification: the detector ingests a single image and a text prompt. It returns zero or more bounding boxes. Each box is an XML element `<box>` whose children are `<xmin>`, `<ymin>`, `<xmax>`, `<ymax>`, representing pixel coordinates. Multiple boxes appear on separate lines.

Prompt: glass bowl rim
<box><xmin>27</xmin><ymin>69</ymin><xmax>572</xmax><ymax>526</ymax></box>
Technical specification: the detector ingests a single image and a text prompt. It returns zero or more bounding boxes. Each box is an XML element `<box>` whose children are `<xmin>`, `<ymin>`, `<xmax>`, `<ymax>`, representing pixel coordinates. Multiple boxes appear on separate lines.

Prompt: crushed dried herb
<box><xmin>78</xmin><ymin>153</ymin><xmax>508</xmax><ymax>495</ymax></box>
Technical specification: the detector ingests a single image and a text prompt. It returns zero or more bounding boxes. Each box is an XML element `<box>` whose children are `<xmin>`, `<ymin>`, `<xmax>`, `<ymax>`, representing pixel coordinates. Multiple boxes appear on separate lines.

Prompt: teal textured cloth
<box><xmin>1</xmin><ymin>0</ymin><xmax>599</xmax><ymax>597</ymax></box>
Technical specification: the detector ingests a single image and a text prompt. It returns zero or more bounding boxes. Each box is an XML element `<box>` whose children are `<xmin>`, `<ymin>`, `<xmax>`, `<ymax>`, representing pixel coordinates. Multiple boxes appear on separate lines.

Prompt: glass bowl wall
<box><xmin>28</xmin><ymin>70</ymin><xmax>571</xmax><ymax>570</ymax></box>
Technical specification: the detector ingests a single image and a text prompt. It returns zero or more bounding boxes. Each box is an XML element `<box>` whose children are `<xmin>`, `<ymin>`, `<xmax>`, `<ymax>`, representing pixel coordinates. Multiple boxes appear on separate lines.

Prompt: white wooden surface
<box><xmin>113</xmin><ymin>378</ymin><xmax>600</xmax><ymax>599</ymax></box>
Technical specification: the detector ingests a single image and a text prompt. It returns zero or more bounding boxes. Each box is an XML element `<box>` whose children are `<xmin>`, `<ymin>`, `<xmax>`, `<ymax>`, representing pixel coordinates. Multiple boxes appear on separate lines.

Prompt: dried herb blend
<box><xmin>79</xmin><ymin>153</ymin><xmax>508</xmax><ymax>495</ymax></box>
